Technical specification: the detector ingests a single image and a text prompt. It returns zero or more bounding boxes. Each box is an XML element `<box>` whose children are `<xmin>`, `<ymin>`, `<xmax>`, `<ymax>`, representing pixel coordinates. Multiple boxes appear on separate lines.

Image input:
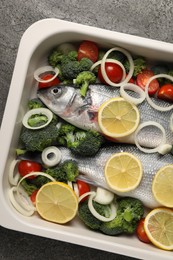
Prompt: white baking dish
<box><xmin>0</xmin><ymin>18</ymin><xmax>173</xmax><ymax>260</ymax></box>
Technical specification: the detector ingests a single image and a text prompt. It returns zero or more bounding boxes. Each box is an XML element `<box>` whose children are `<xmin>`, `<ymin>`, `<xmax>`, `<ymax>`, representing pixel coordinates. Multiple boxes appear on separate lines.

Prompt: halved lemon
<box><xmin>36</xmin><ymin>182</ymin><xmax>78</xmax><ymax>224</ymax></box>
<box><xmin>152</xmin><ymin>165</ymin><xmax>173</xmax><ymax>208</ymax></box>
<box><xmin>144</xmin><ymin>208</ymin><xmax>173</xmax><ymax>251</ymax></box>
<box><xmin>104</xmin><ymin>152</ymin><xmax>143</xmax><ymax>192</ymax></box>
<box><xmin>98</xmin><ymin>97</ymin><xmax>140</xmax><ymax>138</ymax></box>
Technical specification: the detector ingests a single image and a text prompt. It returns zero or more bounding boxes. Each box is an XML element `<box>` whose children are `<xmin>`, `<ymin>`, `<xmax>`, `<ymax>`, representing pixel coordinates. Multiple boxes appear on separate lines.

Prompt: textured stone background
<box><xmin>0</xmin><ymin>1</ymin><xmax>173</xmax><ymax>259</ymax></box>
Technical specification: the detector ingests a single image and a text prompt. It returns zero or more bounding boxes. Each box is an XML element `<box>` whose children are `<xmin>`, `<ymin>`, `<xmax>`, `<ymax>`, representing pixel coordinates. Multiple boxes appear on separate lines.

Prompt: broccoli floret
<box><xmin>73</xmin><ymin>71</ymin><xmax>96</xmax><ymax>97</ymax></box>
<box><xmin>124</xmin><ymin>57</ymin><xmax>147</xmax><ymax>77</ymax></box>
<box><xmin>100</xmin><ymin>197</ymin><xmax>144</xmax><ymax>236</ymax></box>
<box><xmin>67</xmin><ymin>130</ymin><xmax>104</xmax><ymax>156</ymax></box>
<box><xmin>20</xmin><ymin>116</ymin><xmax>60</xmax><ymax>152</ymax></box>
<box><xmin>78</xmin><ymin>199</ymin><xmax>111</xmax><ymax>230</ymax></box>
<box><xmin>79</xmin><ymin>58</ymin><xmax>93</xmax><ymax>71</ymax></box>
<box><xmin>28</xmin><ymin>98</ymin><xmax>45</xmax><ymax>110</ymax></box>
<box><xmin>21</xmin><ymin>179</ymin><xmax>38</xmax><ymax>196</ymax></box>
<box><xmin>27</xmin><ymin>114</ymin><xmax>48</xmax><ymax>128</ymax></box>
<box><xmin>57</xmin><ymin>122</ymin><xmax>104</xmax><ymax>156</ymax></box>
<box><xmin>67</xmin><ymin>50</ymin><xmax>78</xmax><ymax>61</ymax></box>
<box><xmin>48</xmin><ymin>49</ymin><xmax>64</xmax><ymax>67</ymax></box>
<box><xmin>31</xmin><ymin>160</ymin><xmax>78</xmax><ymax>186</ymax></box>
<box><xmin>61</xmin><ymin>57</ymin><xmax>93</xmax><ymax>80</ymax></box>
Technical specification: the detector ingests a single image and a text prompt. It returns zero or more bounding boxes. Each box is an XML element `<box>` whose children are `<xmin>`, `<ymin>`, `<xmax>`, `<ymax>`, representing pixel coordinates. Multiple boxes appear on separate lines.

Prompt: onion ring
<box><xmin>101</xmin><ymin>47</ymin><xmax>134</xmax><ymax>87</ymax></box>
<box><xmin>34</xmin><ymin>66</ymin><xmax>59</xmax><ymax>83</ymax></box>
<box><xmin>145</xmin><ymin>74</ymin><xmax>173</xmax><ymax>111</ymax></box>
<box><xmin>120</xmin><ymin>83</ymin><xmax>146</xmax><ymax>105</ymax></box>
<box><xmin>134</xmin><ymin>121</ymin><xmax>166</xmax><ymax>153</ymax></box>
<box><xmin>41</xmin><ymin>146</ymin><xmax>62</xmax><ymax>167</ymax></box>
<box><xmin>22</xmin><ymin>108</ymin><xmax>53</xmax><ymax>130</ymax></box>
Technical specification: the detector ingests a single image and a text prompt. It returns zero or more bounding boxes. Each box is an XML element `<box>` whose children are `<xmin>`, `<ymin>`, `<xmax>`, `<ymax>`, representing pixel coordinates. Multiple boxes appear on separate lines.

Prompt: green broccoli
<box><xmin>21</xmin><ymin>179</ymin><xmax>38</xmax><ymax>196</ymax></box>
<box><xmin>67</xmin><ymin>130</ymin><xmax>104</xmax><ymax>156</ymax></box>
<box><xmin>20</xmin><ymin>116</ymin><xmax>60</xmax><ymax>152</ymax></box>
<box><xmin>100</xmin><ymin>197</ymin><xmax>144</xmax><ymax>236</ymax></box>
<box><xmin>30</xmin><ymin>160</ymin><xmax>79</xmax><ymax>187</ymax></box>
<box><xmin>28</xmin><ymin>98</ymin><xmax>45</xmax><ymax>110</ymax></box>
<box><xmin>78</xmin><ymin>199</ymin><xmax>111</xmax><ymax>230</ymax></box>
<box><xmin>67</xmin><ymin>50</ymin><xmax>78</xmax><ymax>61</ymax></box>
<box><xmin>124</xmin><ymin>57</ymin><xmax>147</xmax><ymax>77</ymax></box>
<box><xmin>48</xmin><ymin>49</ymin><xmax>64</xmax><ymax>67</ymax></box>
<box><xmin>73</xmin><ymin>71</ymin><xmax>96</xmax><ymax>97</ymax></box>
<box><xmin>61</xmin><ymin>57</ymin><xmax>93</xmax><ymax>80</ymax></box>
<box><xmin>57</xmin><ymin>122</ymin><xmax>104</xmax><ymax>156</ymax></box>
<box><xmin>27</xmin><ymin>114</ymin><xmax>48</xmax><ymax>128</ymax></box>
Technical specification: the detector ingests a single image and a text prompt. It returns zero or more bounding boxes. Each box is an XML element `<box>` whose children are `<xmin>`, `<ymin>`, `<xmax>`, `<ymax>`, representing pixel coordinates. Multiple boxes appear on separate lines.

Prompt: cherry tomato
<box><xmin>136</xmin><ymin>69</ymin><xmax>159</xmax><ymax>95</ymax></box>
<box><xmin>78</xmin><ymin>40</ymin><xmax>99</xmax><ymax>63</ymax></box>
<box><xmin>18</xmin><ymin>160</ymin><xmax>42</xmax><ymax>179</ymax></box>
<box><xmin>157</xmin><ymin>84</ymin><xmax>173</xmax><ymax>102</ymax></box>
<box><xmin>77</xmin><ymin>180</ymin><xmax>90</xmax><ymax>202</ymax></box>
<box><xmin>136</xmin><ymin>218</ymin><xmax>150</xmax><ymax>244</ymax></box>
<box><xmin>128</xmin><ymin>77</ymin><xmax>135</xmax><ymax>84</ymax></box>
<box><xmin>98</xmin><ymin>62</ymin><xmax>123</xmax><ymax>84</ymax></box>
<box><xmin>38</xmin><ymin>74</ymin><xmax>60</xmax><ymax>89</ymax></box>
<box><xmin>30</xmin><ymin>189</ymin><xmax>39</xmax><ymax>204</ymax></box>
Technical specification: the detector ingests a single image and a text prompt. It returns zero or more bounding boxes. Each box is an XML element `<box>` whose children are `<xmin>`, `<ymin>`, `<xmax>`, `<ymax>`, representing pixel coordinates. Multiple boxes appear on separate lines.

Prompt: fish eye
<box><xmin>51</xmin><ymin>87</ymin><xmax>62</xmax><ymax>96</ymax></box>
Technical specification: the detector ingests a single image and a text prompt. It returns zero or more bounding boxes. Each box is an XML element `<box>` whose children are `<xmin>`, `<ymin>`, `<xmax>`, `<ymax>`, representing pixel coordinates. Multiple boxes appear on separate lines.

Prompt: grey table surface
<box><xmin>0</xmin><ymin>1</ymin><xmax>173</xmax><ymax>259</ymax></box>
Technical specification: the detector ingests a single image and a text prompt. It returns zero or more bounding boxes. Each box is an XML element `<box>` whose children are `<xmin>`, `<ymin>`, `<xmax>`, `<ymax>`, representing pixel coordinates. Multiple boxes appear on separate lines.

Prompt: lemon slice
<box><xmin>98</xmin><ymin>97</ymin><xmax>140</xmax><ymax>138</ymax></box>
<box><xmin>36</xmin><ymin>182</ymin><xmax>78</xmax><ymax>224</ymax></box>
<box><xmin>104</xmin><ymin>152</ymin><xmax>143</xmax><ymax>192</ymax></box>
<box><xmin>152</xmin><ymin>165</ymin><xmax>173</xmax><ymax>207</ymax></box>
<box><xmin>144</xmin><ymin>208</ymin><xmax>173</xmax><ymax>251</ymax></box>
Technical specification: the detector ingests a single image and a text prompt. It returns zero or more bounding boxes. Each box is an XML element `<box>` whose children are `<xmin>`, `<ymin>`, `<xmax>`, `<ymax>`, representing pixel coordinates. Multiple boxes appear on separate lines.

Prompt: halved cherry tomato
<box><xmin>18</xmin><ymin>160</ymin><xmax>42</xmax><ymax>179</ymax></box>
<box><xmin>136</xmin><ymin>70</ymin><xmax>159</xmax><ymax>95</ymax></box>
<box><xmin>38</xmin><ymin>74</ymin><xmax>61</xmax><ymax>89</ymax></box>
<box><xmin>78</xmin><ymin>40</ymin><xmax>99</xmax><ymax>63</ymax></box>
<box><xmin>98</xmin><ymin>62</ymin><xmax>123</xmax><ymax>84</ymax></box>
<box><xmin>30</xmin><ymin>189</ymin><xmax>39</xmax><ymax>204</ymax></box>
<box><xmin>136</xmin><ymin>218</ymin><xmax>150</xmax><ymax>243</ymax></box>
<box><xmin>77</xmin><ymin>180</ymin><xmax>90</xmax><ymax>202</ymax></box>
<box><xmin>157</xmin><ymin>84</ymin><xmax>173</xmax><ymax>102</ymax></box>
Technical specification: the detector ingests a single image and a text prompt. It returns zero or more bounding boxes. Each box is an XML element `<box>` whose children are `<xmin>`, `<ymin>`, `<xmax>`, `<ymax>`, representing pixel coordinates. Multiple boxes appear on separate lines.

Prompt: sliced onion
<box><xmin>101</xmin><ymin>47</ymin><xmax>134</xmax><ymax>87</ymax></box>
<box><xmin>157</xmin><ymin>144</ymin><xmax>172</xmax><ymax>155</ymax></box>
<box><xmin>120</xmin><ymin>83</ymin><xmax>146</xmax><ymax>105</ymax></box>
<box><xmin>88</xmin><ymin>193</ymin><xmax>117</xmax><ymax>222</ymax></box>
<box><xmin>94</xmin><ymin>187</ymin><xmax>114</xmax><ymax>205</ymax></box>
<box><xmin>22</xmin><ymin>108</ymin><xmax>53</xmax><ymax>130</ymax></box>
<box><xmin>9</xmin><ymin>159</ymin><xmax>20</xmax><ymax>186</ymax></box>
<box><xmin>67</xmin><ymin>181</ymin><xmax>73</xmax><ymax>189</ymax></box>
<box><xmin>73</xmin><ymin>183</ymin><xmax>79</xmax><ymax>197</ymax></box>
<box><xmin>170</xmin><ymin>113</ymin><xmax>173</xmax><ymax>132</ymax></box>
<box><xmin>145</xmin><ymin>74</ymin><xmax>173</xmax><ymax>111</ymax></box>
<box><xmin>78</xmin><ymin>191</ymin><xmax>96</xmax><ymax>203</ymax></box>
<box><xmin>135</xmin><ymin>121</ymin><xmax>166</xmax><ymax>153</ymax></box>
<box><xmin>41</xmin><ymin>146</ymin><xmax>62</xmax><ymax>167</ymax></box>
<box><xmin>8</xmin><ymin>187</ymin><xmax>35</xmax><ymax>217</ymax></box>
<box><xmin>34</xmin><ymin>66</ymin><xmax>59</xmax><ymax>83</ymax></box>
<box><xmin>90</xmin><ymin>58</ymin><xmax>126</xmax><ymax>81</ymax></box>
<box><xmin>16</xmin><ymin>172</ymin><xmax>56</xmax><ymax>212</ymax></box>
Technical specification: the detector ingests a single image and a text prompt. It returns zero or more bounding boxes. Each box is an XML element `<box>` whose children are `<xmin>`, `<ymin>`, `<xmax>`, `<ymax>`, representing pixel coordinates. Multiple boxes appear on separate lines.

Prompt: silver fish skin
<box><xmin>37</xmin><ymin>84</ymin><xmax>173</xmax><ymax>147</ymax></box>
<box><xmin>58</xmin><ymin>145</ymin><xmax>173</xmax><ymax>209</ymax></box>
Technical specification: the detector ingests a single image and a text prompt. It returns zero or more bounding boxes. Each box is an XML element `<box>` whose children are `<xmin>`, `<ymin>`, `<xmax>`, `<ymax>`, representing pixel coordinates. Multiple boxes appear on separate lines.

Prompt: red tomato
<box><xmin>98</xmin><ymin>62</ymin><xmax>123</xmax><ymax>84</ymax></box>
<box><xmin>157</xmin><ymin>84</ymin><xmax>173</xmax><ymax>102</ymax></box>
<box><xmin>136</xmin><ymin>218</ymin><xmax>150</xmax><ymax>244</ymax></box>
<box><xmin>18</xmin><ymin>160</ymin><xmax>42</xmax><ymax>179</ymax></box>
<box><xmin>30</xmin><ymin>189</ymin><xmax>39</xmax><ymax>204</ymax></box>
<box><xmin>78</xmin><ymin>40</ymin><xmax>99</xmax><ymax>63</ymax></box>
<box><xmin>77</xmin><ymin>180</ymin><xmax>90</xmax><ymax>202</ymax></box>
<box><xmin>136</xmin><ymin>70</ymin><xmax>159</xmax><ymax>95</ymax></box>
<box><xmin>38</xmin><ymin>74</ymin><xmax>60</xmax><ymax>89</ymax></box>
<box><xmin>128</xmin><ymin>77</ymin><xmax>135</xmax><ymax>84</ymax></box>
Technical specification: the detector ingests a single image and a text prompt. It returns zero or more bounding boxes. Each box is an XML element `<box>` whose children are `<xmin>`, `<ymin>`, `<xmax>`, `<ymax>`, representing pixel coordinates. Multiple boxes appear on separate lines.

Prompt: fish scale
<box><xmin>37</xmin><ymin>84</ymin><xmax>173</xmax><ymax>148</ymax></box>
<box><xmin>58</xmin><ymin>145</ymin><xmax>173</xmax><ymax>208</ymax></box>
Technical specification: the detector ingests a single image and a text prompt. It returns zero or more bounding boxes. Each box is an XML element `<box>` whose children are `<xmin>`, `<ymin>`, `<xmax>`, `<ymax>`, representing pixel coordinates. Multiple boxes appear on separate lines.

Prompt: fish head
<box><xmin>37</xmin><ymin>85</ymin><xmax>77</xmax><ymax>116</ymax></box>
